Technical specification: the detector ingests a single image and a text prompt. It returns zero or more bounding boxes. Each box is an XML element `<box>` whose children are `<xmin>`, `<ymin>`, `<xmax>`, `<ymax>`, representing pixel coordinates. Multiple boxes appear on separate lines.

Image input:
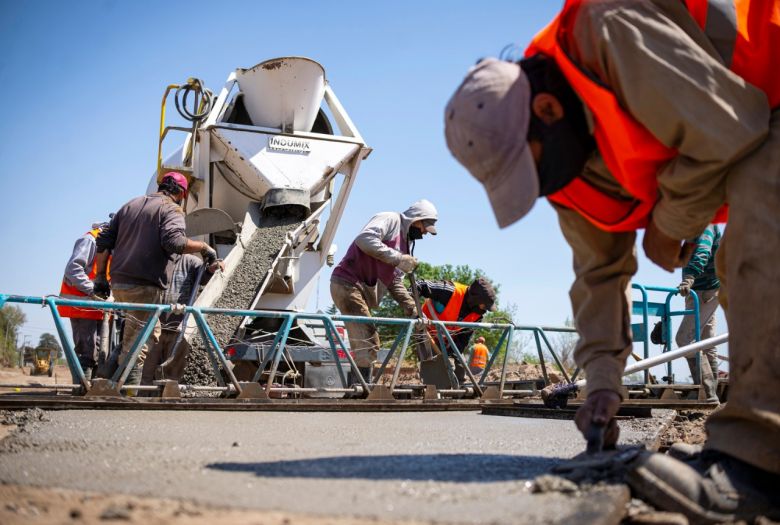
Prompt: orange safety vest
<box><xmin>526</xmin><ymin>0</ymin><xmax>779</xmax><ymax>232</ymax></box>
<box><xmin>421</xmin><ymin>282</ymin><xmax>482</xmax><ymax>337</ymax></box>
<box><xmin>58</xmin><ymin>229</ymin><xmax>109</xmax><ymax>320</ymax></box>
<box><xmin>469</xmin><ymin>343</ymin><xmax>489</xmax><ymax>369</ymax></box>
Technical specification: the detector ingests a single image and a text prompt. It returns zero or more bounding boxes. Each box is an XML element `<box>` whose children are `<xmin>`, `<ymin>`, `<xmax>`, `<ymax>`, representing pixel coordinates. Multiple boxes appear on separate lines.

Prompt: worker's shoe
<box><xmin>124</xmin><ymin>365</ymin><xmax>141</xmax><ymax>397</ymax></box>
<box><xmin>627</xmin><ymin>449</ymin><xmax>780</xmax><ymax>524</ymax></box>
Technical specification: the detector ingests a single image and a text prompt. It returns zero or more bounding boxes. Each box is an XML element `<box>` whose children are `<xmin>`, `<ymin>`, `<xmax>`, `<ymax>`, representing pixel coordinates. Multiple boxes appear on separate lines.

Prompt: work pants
<box><xmin>705</xmin><ymin>110</ymin><xmax>780</xmax><ymax>474</ymax></box>
<box><xmin>330</xmin><ymin>278</ymin><xmax>380</xmax><ymax>368</ymax></box>
<box><xmin>140</xmin><ymin>328</ymin><xmax>190</xmax><ymax>385</ymax></box>
<box><xmin>69</xmin><ymin>317</ymin><xmax>101</xmax><ymax>381</ymax></box>
<box><xmin>675</xmin><ymin>288</ymin><xmax>719</xmax><ymax>397</ymax></box>
<box><xmin>554</xmin><ymin>203</ymin><xmax>638</xmax><ymax>397</ymax></box>
<box><xmin>112</xmin><ymin>285</ymin><xmax>164</xmax><ymax>382</ymax></box>
<box><xmin>556</xmin><ymin>111</ymin><xmax>780</xmax><ymax>474</ymax></box>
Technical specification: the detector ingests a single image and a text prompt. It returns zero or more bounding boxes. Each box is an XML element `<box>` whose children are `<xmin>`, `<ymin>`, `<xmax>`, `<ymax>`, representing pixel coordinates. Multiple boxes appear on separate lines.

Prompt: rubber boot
<box><xmin>72</xmin><ymin>362</ymin><xmax>93</xmax><ymax>396</ymax></box>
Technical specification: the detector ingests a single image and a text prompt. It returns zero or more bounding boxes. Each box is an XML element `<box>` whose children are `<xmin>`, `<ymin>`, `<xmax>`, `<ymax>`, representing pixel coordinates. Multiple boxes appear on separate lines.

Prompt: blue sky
<box><xmin>0</xmin><ymin>1</ymin><xmax>725</xmax><ymax>379</ymax></box>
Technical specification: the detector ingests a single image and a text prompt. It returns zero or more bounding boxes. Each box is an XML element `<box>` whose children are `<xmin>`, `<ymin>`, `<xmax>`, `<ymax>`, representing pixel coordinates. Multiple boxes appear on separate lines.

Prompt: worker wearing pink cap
<box><xmin>92</xmin><ymin>172</ymin><xmax>219</xmax><ymax>389</ymax></box>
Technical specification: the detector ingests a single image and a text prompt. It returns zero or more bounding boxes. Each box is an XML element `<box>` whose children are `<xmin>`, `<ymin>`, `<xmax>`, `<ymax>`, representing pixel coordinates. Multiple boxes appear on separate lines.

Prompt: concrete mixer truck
<box><xmin>153</xmin><ymin>57</ymin><xmax>370</xmax><ymax>393</ymax></box>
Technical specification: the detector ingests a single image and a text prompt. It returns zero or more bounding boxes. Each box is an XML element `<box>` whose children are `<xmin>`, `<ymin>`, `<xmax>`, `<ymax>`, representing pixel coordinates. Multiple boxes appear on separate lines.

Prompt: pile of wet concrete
<box><xmin>181</xmin><ymin>215</ymin><xmax>302</xmax><ymax>387</ymax></box>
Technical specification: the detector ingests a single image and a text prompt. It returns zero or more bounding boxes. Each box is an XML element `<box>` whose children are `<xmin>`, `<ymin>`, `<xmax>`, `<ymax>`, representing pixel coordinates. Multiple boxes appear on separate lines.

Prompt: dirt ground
<box><xmin>382</xmin><ymin>361</ymin><xmax>549</xmax><ymax>385</ymax></box>
<box><xmin>658</xmin><ymin>409</ymin><xmax>714</xmax><ymax>450</ymax></box>
<box><xmin>0</xmin><ymin>365</ymin><xmax>71</xmax><ymax>387</ymax></box>
<box><xmin>0</xmin><ymin>484</ymin><xmax>428</xmax><ymax>525</ymax></box>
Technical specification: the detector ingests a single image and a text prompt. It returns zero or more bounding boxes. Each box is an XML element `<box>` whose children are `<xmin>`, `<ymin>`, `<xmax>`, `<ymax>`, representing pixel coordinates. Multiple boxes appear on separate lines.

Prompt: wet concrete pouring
<box><xmin>0</xmin><ymin>408</ymin><xmax>677</xmax><ymax>524</ymax></box>
<box><xmin>181</xmin><ymin>215</ymin><xmax>302</xmax><ymax>387</ymax></box>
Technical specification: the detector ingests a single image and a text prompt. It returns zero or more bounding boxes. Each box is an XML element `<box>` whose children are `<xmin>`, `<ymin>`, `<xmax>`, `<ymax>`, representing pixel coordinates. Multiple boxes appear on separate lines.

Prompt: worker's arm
<box><xmin>387</xmin><ymin>274</ymin><xmax>416</xmax><ymax>317</ymax></box>
<box><xmin>571</xmin><ymin>1</ymin><xmax>770</xmax><ymax>241</ymax></box>
<box><xmin>62</xmin><ymin>236</ymin><xmax>97</xmax><ymax>295</ymax></box>
<box><xmin>158</xmin><ymin>203</ymin><xmax>216</xmax><ymax>261</ymax></box>
<box><xmin>94</xmin><ymin>215</ymin><xmax>118</xmax><ymax>277</ymax></box>
<box><xmin>415</xmin><ymin>280</ymin><xmax>456</xmax><ymax>306</ymax></box>
<box><xmin>354</xmin><ymin>212</ymin><xmax>404</xmax><ymax>266</ymax></box>
<box><xmin>682</xmin><ymin>226</ymin><xmax>716</xmax><ymax>280</ymax></box>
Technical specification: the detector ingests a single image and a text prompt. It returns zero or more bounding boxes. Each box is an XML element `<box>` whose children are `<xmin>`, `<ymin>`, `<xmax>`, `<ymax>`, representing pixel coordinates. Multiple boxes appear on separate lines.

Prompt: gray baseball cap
<box><xmin>444</xmin><ymin>58</ymin><xmax>538</xmax><ymax>229</ymax></box>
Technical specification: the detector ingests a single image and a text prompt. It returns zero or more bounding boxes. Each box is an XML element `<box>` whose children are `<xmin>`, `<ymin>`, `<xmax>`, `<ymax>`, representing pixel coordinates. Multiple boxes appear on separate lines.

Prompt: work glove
<box><xmin>574</xmin><ymin>389</ymin><xmax>621</xmax><ymax>451</ymax></box>
<box><xmin>92</xmin><ymin>274</ymin><xmax>111</xmax><ymax>299</ymax></box>
<box><xmin>396</xmin><ymin>254</ymin><xmax>418</xmax><ymax>274</ymax></box>
<box><xmin>200</xmin><ymin>243</ymin><xmax>218</xmax><ymax>265</ymax></box>
<box><xmin>414</xmin><ymin>317</ymin><xmax>432</xmax><ymax>329</ymax></box>
<box><xmin>208</xmin><ymin>260</ymin><xmax>225</xmax><ymax>274</ymax></box>
<box><xmin>677</xmin><ymin>276</ymin><xmax>694</xmax><ymax>297</ymax></box>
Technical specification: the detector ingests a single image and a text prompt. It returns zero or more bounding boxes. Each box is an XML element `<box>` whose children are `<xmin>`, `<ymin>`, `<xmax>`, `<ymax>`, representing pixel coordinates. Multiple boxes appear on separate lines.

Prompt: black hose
<box><xmin>174</xmin><ymin>79</ymin><xmax>213</xmax><ymax>123</ymax></box>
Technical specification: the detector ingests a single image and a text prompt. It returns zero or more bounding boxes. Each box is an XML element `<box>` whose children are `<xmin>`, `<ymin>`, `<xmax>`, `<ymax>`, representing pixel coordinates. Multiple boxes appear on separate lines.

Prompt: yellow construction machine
<box><xmin>29</xmin><ymin>348</ymin><xmax>56</xmax><ymax>377</ymax></box>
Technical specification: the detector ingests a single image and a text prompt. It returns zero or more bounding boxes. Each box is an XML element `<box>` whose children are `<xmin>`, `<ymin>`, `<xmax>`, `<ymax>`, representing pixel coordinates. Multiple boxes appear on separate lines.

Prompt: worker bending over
<box><xmin>445</xmin><ymin>0</ymin><xmax>779</xmax><ymax>520</ymax></box>
<box><xmin>330</xmin><ymin>200</ymin><xmax>438</xmax><ymax>378</ymax></box>
<box><xmin>416</xmin><ymin>277</ymin><xmax>496</xmax><ymax>383</ymax></box>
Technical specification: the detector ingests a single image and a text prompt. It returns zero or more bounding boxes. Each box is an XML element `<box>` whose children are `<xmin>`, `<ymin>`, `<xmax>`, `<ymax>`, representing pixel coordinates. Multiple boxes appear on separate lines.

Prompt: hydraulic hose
<box><xmin>174</xmin><ymin>78</ymin><xmax>213</xmax><ymax>123</ymax></box>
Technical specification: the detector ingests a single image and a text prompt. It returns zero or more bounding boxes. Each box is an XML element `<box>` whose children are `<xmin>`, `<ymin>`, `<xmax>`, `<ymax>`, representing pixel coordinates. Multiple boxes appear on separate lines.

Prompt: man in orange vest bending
<box><xmin>58</xmin><ymin>221</ymin><xmax>110</xmax><ymax>383</ymax></box>
<box><xmin>445</xmin><ymin>0</ymin><xmax>779</xmax><ymax>520</ymax></box>
<box><xmin>417</xmin><ymin>277</ymin><xmax>496</xmax><ymax>383</ymax></box>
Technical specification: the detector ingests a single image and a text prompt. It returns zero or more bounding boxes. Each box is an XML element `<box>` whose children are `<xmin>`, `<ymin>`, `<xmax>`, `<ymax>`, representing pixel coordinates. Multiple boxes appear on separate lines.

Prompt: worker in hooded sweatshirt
<box><xmin>94</xmin><ymin>172</ymin><xmax>219</xmax><ymax>389</ymax></box>
<box><xmin>444</xmin><ymin>1</ymin><xmax>779</xmax><ymax>521</ymax></box>
<box><xmin>58</xmin><ymin>220</ymin><xmax>111</xmax><ymax>385</ymax></box>
<box><xmin>415</xmin><ymin>277</ymin><xmax>497</xmax><ymax>383</ymax></box>
<box><xmin>330</xmin><ymin>200</ymin><xmax>438</xmax><ymax>379</ymax></box>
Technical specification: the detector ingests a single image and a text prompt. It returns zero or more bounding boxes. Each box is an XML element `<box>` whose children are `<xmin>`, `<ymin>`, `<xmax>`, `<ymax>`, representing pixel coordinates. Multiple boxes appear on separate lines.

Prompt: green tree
<box><xmin>37</xmin><ymin>332</ymin><xmax>62</xmax><ymax>357</ymax></box>
<box><xmin>372</xmin><ymin>262</ymin><xmax>514</xmax><ymax>359</ymax></box>
<box><xmin>0</xmin><ymin>305</ymin><xmax>26</xmax><ymax>367</ymax></box>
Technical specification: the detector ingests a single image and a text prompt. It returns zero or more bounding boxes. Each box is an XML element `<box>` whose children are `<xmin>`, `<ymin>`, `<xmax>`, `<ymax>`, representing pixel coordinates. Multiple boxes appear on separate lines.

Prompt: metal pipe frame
<box><xmin>632</xmin><ymin>284</ymin><xmax>701</xmax><ymax>384</ymax></box>
<box><xmin>1</xmin><ymin>290</ymin><xmax>712</xmax><ymax>400</ymax></box>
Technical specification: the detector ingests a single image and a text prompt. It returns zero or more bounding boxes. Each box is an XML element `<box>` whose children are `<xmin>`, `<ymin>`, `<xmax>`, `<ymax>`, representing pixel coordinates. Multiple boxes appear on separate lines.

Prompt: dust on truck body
<box><xmin>153</xmin><ymin>57</ymin><xmax>370</xmax><ymax>389</ymax></box>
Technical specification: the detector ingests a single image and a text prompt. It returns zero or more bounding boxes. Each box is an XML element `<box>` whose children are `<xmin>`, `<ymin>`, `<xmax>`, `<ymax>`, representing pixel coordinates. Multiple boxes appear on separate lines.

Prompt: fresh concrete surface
<box><xmin>0</xmin><ymin>410</ymin><xmax>653</xmax><ymax>524</ymax></box>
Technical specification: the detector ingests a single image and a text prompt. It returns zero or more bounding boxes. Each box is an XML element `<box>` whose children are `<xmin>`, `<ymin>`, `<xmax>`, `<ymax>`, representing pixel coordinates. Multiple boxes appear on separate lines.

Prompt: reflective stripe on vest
<box><xmin>58</xmin><ymin>229</ymin><xmax>104</xmax><ymax>320</ymax></box>
<box><xmin>469</xmin><ymin>344</ymin><xmax>489</xmax><ymax>369</ymax></box>
<box><xmin>526</xmin><ymin>0</ymin><xmax>778</xmax><ymax>232</ymax></box>
<box><xmin>421</xmin><ymin>282</ymin><xmax>482</xmax><ymax>336</ymax></box>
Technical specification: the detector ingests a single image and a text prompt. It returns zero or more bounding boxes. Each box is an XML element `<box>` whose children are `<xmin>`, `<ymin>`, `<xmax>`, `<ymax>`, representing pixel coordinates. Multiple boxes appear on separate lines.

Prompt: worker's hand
<box><xmin>208</xmin><ymin>260</ymin><xmax>225</xmax><ymax>273</ymax></box>
<box><xmin>397</xmin><ymin>254</ymin><xmax>418</xmax><ymax>274</ymax></box>
<box><xmin>677</xmin><ymin>276</ymin><xmax>694</xmax><ymax>297</ymax></box>
<box><xmin>92</xmin><ymin>274</ymin><xmax>111</xmax><ymax>299</ymax></box>
<box><xmin>415</xmin><ymin>317</ymin><xmax>432</xmax><ymax>329</ymax></box>
<box><xmin>574</xmin><ymin>389</ymin><xmax>621</xmax><ymax>450</ymax></box>
<box><xmin>643</xmin><ymin>219</ymin><xmax>694</xmax><ymax>272</ymax></box>
<box><xmin>200</xmin><ymin>243</ymin><xmax>218</xmax><ymax>265</ymax></box>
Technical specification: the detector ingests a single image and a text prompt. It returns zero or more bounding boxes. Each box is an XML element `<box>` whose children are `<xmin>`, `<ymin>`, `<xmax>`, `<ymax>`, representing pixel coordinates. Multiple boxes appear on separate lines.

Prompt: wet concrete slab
<box><xmin>0</xmin><ymin>410</ymin><xmax>653</xmax><ymax>524</ymax></box>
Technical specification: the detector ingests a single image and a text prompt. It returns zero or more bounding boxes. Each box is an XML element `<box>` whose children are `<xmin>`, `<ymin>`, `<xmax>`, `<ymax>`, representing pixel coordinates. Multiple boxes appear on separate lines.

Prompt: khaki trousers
<box><xmin>675</xmin><ymin>288</ymin><xmax>719</xmax><ymax>392</ymax></box>
<box><xmin>704</xmin><ymin>110</ymin><xmax>780</xmax><ymax>473</ymax></box>
<box><xmin>555</xmin><ymin>203</ymin><xmax>638</xmax><ymax>396</ymax></box>
<box><xmin>330</xmin><ymin>279</ymin><xmax>380</xmax><ymax>367</ymax></box>
<box><xmin>556</xmin><ymin>110</ymin><xmax>780</xmax><ymax>474</ymax></box>
<box><xmin>140</xmin><ymin>329</ymin><xmax>190</xmax><ymax>384</ymax></box>
<box><xmin>112</xmin><ymin>285</ymin><xmax>164</xmax><ymax>372</ymax></box>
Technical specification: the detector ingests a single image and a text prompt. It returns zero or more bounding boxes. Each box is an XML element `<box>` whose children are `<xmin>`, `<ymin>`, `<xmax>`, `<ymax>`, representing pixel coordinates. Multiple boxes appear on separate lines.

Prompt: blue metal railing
<box><xmin>631</xmin><ymin>284</ymin><xmax>701</xmax><ymax>385</ymax></box>
<box><xmin>0</xmin><ymin>294</ymin><xmax>519</xmax><ymax>397</ymax></box>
